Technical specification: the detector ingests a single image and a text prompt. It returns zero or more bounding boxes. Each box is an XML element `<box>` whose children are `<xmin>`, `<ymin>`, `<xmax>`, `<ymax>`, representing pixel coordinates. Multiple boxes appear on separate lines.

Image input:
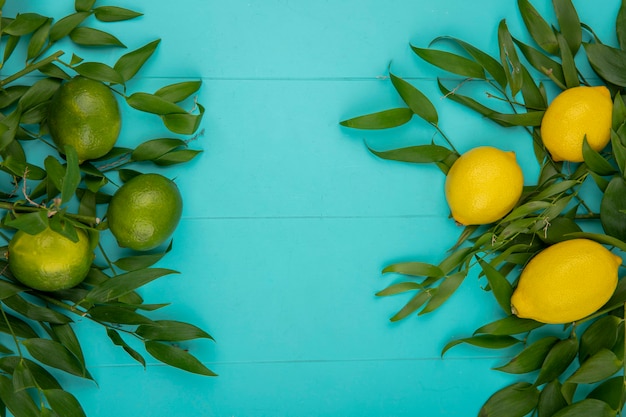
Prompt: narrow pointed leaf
<box><xmin>552</xmin><ymin>399</ymin><xmax>614</xmax><ymax>417</ymax></box>
<box><xmin>106</xmin><ymin>329</ymin><xmax>146</xmax><ymax>367</ymax></box>
<box><xmin>478</xmin><ymin>259</ymin><xmax>513</xmax><ymax>314</ymax></box>
<box><xmin>21</xmin><ymin>338</ymin><xmax>90</xmax><ymax>379</ymax></box>
<box><xmin>85</xmin><ymin>268</ymin><xmax>179</xmax><ymax>303</ymax></box>
<box><xmin>588</xmin><ymin>377</ymin><xmax>625</xmax><ymax>411</ymax></box>
<box><xmin>514</xmin><ymin>38</ymin><xmax>566</xmax><ymax>87</ymax></box>
<box><xmin>4</xmin><ymin>211</ymin><xmax>48</xmax><ymax>235</ymax></box>
<box><xmin>162</xmin><ymin>105</ymin><xmax>204</xmax><ymax>134</ymax></box>
<box><xmin>114</xmin><ymin>39</ymin><xmax>160</xmax><ymax>82</ymax></box>
<box><xmin>478</xmin><ymin>382</ymin><xmax>540</xmax><ymax>417</ymax></box>
<box><xmin>411</xmin><ymin>45</ymin><xmax>485</xmax><ymax>79</ymax></box>
<box><xmin>538</xmin><ymin>379</ymin><xmax>568</xmax><ymax>417</ymax></box>
<box><xmin>518</xmin><ymin>0</ymin><xmax>559</xmax><ymax>54</ymax></box>
<box><xmin>431</xmin><ymin>36</ymin><xmax>507</xmax><ymax>87</ymax></box>
<box><xmin>126</xmin><ymin>92</ymin><xmax>186</xmax><ymax>115</ymax></box>
<box><xmin>137</xmin><ymin>320</ymin><xmax>213</xmax><ymax>341</ymax></box>
<box><xmin>93</xmin><ymin>6</ymin><xmax>142</xmax><ymax>22</ymax></box>
<box><xmin>474</xmin><ymin>315</ymin><xmax>544</xmax><ymax>336</ymax></box>
<box><xmin>535</xmin><ymin>338</ymin><xmax>578</xmax><ymax>386</ymax></box>
<box><xmin>584</xmin><ymin>42</ymin><xmax>626</xmax><ymax>87</ymax></box>
<box><xmin>73</xmin><ymin>62</ymin><xmax>124</xmax><ymax>84</ymax></box>
<box><xmin>389</xmin><ymin>291</ymin><xmax>430</xmax><ymax>321</ymax></box>
<box><xmin>553</xmin><ymin>0</ymin><xmax>582</xmax><ymax>55</ymax></box>
<box><xmin>419</xmin><ymin>271</ymin><xmax>466</xmax><ymax>315</ymax></box>
<box><xmin>498</xmin><ymin>20</ymin><xmax>523</xmax><ymax>97</ymax></box>
<box><xmin>375</xmin><ymin>282</ymin><xmax>423</xmax><ymax>297</ymax></box>
<box><xmin>340</xmin><ymin>108</ymin><xmax>413</xmax><ymax>129</ymax></box>
<box><xmin>557</xmin><ymin>33</ymin><xmax>579</xmax><ymax>88</ymax></box>
<box><xmin>61</xmin><ymin>145</ymin><xmax>81</xmax><ymax>204</ymax></box>
<box><xmin>155</xmin><ymin>81</ymin><xmax>202</xmax><ymax>103</ymax></box>
<box><xmin>495</xmin><ymin>336</ymin><xmax>559</xmax><ymax>374</ymax></box>
<box><xmin>582</xmin><ymin>138</ymin><xmax>616</xmax><ymax>176</ymax></box>
<box><xmin>3</xmin><ymin>13</ymin><xmax>47</xmax><ymax>36</ymax></box>
<box><xmin>382</xmin><ymin>261</ymin><xmax>444</xmax><ymax>277</ymax></box>
<box><xmin>49</xmin><ymin>12</ymin><xmax>90</xmax><ymax>42</ymax></box>
<box><xmin>389</xmin><ymin>71</ymin><xmax>438</xmax><ymax>124</ymax></box>
<box><xmin>566</xmin><ymin>349</ymin><xmax>622</xmax><ymax>384</ymax></box>
<box><xmin>70</xmin><ymin>27</ymin><xmax>125</xmax><ymax>47</ymax></box>
<box><xmin>145</xmin><ymin>341</ymin><xmax>216</xmax><ymax>376</ymax></box>
<box><xmin>0</xmin><ymin>375</ymin><xmax>39</xmax><ymax>417</ymax></box>
<box><xmin>366</xmin><ymin>144</ymin><xmax>454</xmax><ymax>165</ymax></box>
<box><xmin>154</xmin><ymin>149</ymin><xmax>202</xmax><ymax>166</ymax></box>
<box><xmin>618</xmin><ymin>1</ymin><xmax>626</xmax><ymax>50</ymax></box>
<box><xmin>600</xmin><ymin>176</ymin><xmax>626</xmax><ymax>241</ymax></box>
<box><xmin>44</xmin><ymin>390</ymin><xmax>86</xmax><ymax>417</ymax></box>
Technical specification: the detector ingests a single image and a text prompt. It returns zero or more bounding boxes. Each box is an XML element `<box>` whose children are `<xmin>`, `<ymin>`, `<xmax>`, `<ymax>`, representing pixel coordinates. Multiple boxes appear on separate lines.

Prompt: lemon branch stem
<box><xmin>0</xmin><ymin>51</ymin><xmax>64</xmax><ymax>88</ymax></box>
<box><xmin>0</xmin><ymin>202</ymin><xmax>99</xmax><ymax>225</ymax></box>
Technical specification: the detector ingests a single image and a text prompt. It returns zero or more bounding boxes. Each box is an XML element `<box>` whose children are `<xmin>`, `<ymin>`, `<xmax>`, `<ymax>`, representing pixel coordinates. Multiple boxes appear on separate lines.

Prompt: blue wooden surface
<box><xmin>2</xmin><ymin>1</ymin><xmax>623</xmax><ymax>416</ymax></box>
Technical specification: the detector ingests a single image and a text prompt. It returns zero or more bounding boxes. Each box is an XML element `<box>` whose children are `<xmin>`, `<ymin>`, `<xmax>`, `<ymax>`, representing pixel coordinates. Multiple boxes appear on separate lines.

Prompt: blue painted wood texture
<box><xmin>2</xmin><ymin>1</ymin><xmax>623</xmax><ymax>416</ymax></box>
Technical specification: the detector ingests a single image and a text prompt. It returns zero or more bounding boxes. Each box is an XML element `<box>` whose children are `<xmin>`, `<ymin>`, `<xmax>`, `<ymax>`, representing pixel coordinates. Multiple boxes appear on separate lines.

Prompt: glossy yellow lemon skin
<box><xmin>47</xmin><ymin>76</ymin><xmax>121</xmax><ymax>162</ymax></box>
<box><xmin>511</xmin><ymin>239</ymin><xmax>621</xmax><ymax>324</ymax></box>
<box><xmin>106</xmin><ymin>173</ymin><xmax>183</xmax><ymax>251</ymax></box>
<box><xmin>8</xmin><ymin>227</ymin><xmax>93</xmax><ymax>292</ymax></box>
<box><xmin>444</xmin><ymin>146</ymin><xmax>524</xmax><ymax>226</ymax></box>
<box><xmin>540</xmin><ymin>86</ymin><xmax>612</xmax><ymax>162</ymax></box>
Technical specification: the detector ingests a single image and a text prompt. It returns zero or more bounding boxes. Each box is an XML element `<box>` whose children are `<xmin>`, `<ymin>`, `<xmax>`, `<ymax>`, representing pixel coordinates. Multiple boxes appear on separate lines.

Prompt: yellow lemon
<box><xmin>444</xmin><ymin>146</ymin><xmax>523</xmax><ymax>225</ymax></box>
<box><xmin>540</xmin><ymin>85</ymin><xmax>612</xmax><ymax>162</ymax></box>
<box><xmin>47</xmin><ymin>76</ymin><xmax>121</xmax><ymax>162</ymax></box>
<box><xmin>8</xmin><ymin>226</ymin><xmax>94</xmax><ymax>292</ymax></box>
<box><xmin>106</xmin><ymin>173</ymin><xmax>183</xmax><ymax>251</ymax></box>
<box><xmin>511</xmin><ymin>239</ymin><xmax>621</xmax><ymax>324</ymax></box>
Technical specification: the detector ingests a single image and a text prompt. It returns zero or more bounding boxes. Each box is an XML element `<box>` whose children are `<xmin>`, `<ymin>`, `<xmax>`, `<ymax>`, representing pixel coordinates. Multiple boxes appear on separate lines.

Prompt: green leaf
<box><xmin>21</xmin><ymin>338</ymin><xmax>90</xmax><ymax>379</ymax></box>
<box><xmin>162</xmin><ymin>104</ymin><xmax>204</xmax><ymax>135</ymax></box>
<box><xmin>88</xmin><ymin>305</ymin><xmax>154</xmax><ymax>325</ymax></box>
<box><xmin>75</xmin><ymin>0</ymin><xmax>95</xmax><ymax>11</ymax></box>
<box><xmin>137</xmin><ymin>320</ymin><xmax>213</xmax><ymax>341</ymax></box>
<box><xmin>566</xmin><ymin>349</ymin><xmax>622</xmax><ymax>384</ymax></box>
<box><xmin>588</xmin><ymin>377</ymin><xmax>625</xmax><ymax>411</ymax></box>
<box><xmin>478</xmin><ymin>382</ymin><xmax>540</xmax><ymax>417</ymax></box>
<box><xmin>518</xmin><ymin>0</ymin><xmax>559</xmax><ymax>54</ymax></box>
<box><xmin>382</xmin><ymin>261</ymin><xmax>444</xmax><ymax>277</ymax></box>
<box><xmin>106</xmin><ymin>328</ymin><xmax>146</xmax><ymax>367</ymax></box>
<box><xmin>69</xmin><ymin>27</ymin><xmax>125</xmax><ymax>47</ymax></box>
<box><xmin>535</xmin><ymin>337</ymin><xmax>578</xmax><ymax>386</ymax></box>
<box><xmin>474</xmin><ymin>315</ymin><xmax>544</xmax><ymax>336</ymax></box>
<box><xmin>618</xmin><ymin>1</ymin><xmax>626</xmax><ymax>50</ymax></box>
<box><xmin>3</xmin><ymin>13</ymin><xmax>47</xmax><ymax>36</ymax></box>
<box><xmin>2</xmin><ymin>295</ymin><xmax>71</xmax><ymax>324</ymax></box>
<box><xmin>0</xmin><ymin>375</ymin><xmax>39</xmax><ymax>417</ymax></box>
<box><xmin>131</xmin><ymin>138</ymin><xmax>186</xmax><ymax>162</ymax></box>
<box><xmin>612</xmin><ymin>94</ymin><xmax>626</xmax><ymax>131</ymax></box>
<box><xmin>430</xmin><ymin>36</ymin><xmax>508</xmax><ymax>88</ymax></box>
<box><xmin>579</xmin><ymin>315</ymin><xmax>622</xmax><ymax>363</ymax></box>
<box><xmin>18</xmin><ymin>78</ymin><xmax>60</xmax><ymax>111</ymax></box>
<box><xmin>61</xmin><ymin>145</ymin><xmax>81</xmax><ymax>204</ymax></box>
<box><xmin>93</xmin><ymin>6</ymin><xmax>143</xmax><ymax>22</ymax></box>
<box><xmin>0</xmin><ymin>312</ymin><xmax>38</xmax><ymax>339</ymax></box>
<box><xmin>495</xmin><ymin>336</ymin><xmax>559</xmax><ymax>374</ymax></box>
<box><xmin>498</xmin><ymin>19</ymin><xmax>523</xmax><ymax>97</ymax></box>
<box><xmin>49</xmin><ymin>323</ymin><xmax>86</xmax><ymax>370</ymax></box>
<box><xmin>612</xmin><ymin>129</ymin><xmax>626</xmax><ymax>176</ymax></box>
<box><xmin>520</xmin><ymin>65</ymin><xmax>547</xmax><ymax>110</ymax></box>
<box><xmin>153</xmin><ymin>149</ymin><xmax>202</xmax><ymax>166</ymax></box>
<box><xmin>376</xmin><ymin>282</ymin><xmax>424</xmax><ymax>297</ymax></box>
<box><xmin>126</xmin><ymin>92</ymin><xmax>187</xmax><ymax>115</ymax></box>
<box><xmin>538</xmin><ymin>379</ymin><xmax>568</xmax><ymax>417</ymax></box>
<box><xmin>26</xmin><ymin>18</ymin><xmax>51</xmax><ymax>61</ymax></box>
<box><xmin>419</xmin><ymin>271</ymin><xmax>466</xmax><ymax>315</ymax></box>
<box><xmin>582</xmin><ymin>138</ymin><xmax>616</xmax><ymax>176</ymax></box>
<box><xmin>155</xmin><ymin>81</ymin><xmax>202</xmax><ymax>103</ymax></box>
<box><xmin>49</xmin><ymin>12</ymin><xmax>90</xmax><ymax>42</ymax></box>
<box><xmin>478</xmin><ymin>260</ymin><xmax>514</xmax><ymax>314</ymax></box>
<box><xmin>84</xmin><ymin>268</ymin><xmax>179</xmax><ymax>303</ymax></box>
<box><xmin>145</xmin><ymin>341</ymin><xmax>216</xmax><ymax>376</ymax></box>
<box><xmin>551</xmin><ymin>399</ymin><xmax>615</xmax><ymax>417</ymax></box>
<box><xmin>411</xmin><ymin>45</ymin><xmax>485</xmax><ymax>79</ymax></box>
<box><xmin>0</xmin><ymin>280</ymin><xmax>26</xmax><ymax>300</ymax></box>
<box><xmin>584</xmin><ymin>42</ymin><xmax>626</xmax><ymax>87</ymax></box>
<box><xmin>44</xmin><ymin>389</ymin><xmax>86</xmax><ymax>417</ymax></box>
<box><xmin>389</xmin><ymin>291</ymin><xmax>430</xmax><ymax>321</ymax></box>
<box><xmin>4</xmin><ymin>211</ymin><xmax>48</xmax><ymax>235</ymax></box>
<box><xmin>366</xmin><ymin>144</ymin><xmax>455</xmax><ymax>165</ymax></box>
<box><xmin>556</xmin><ymin>33</ymin><xmax>579</xmax><ymax>88</ymax></box>
<box><xmin>114</xmin><ymin>39</ymin><xmax>160</xmax><ymax>82</ymax></box>
<box><xmin>73</xmin><ymin>62</ymin><xmax>124</xmax><ymax>84</ymax></box>
<box><xmin>340</xmin><ymin>108</ymin><xmax>413</xmax><ymax>130</ymax></box>
<box><xmin>600</xmin><ymin>176</ymin><xmax>626</xmax><ymax>241</ymax></box>
<box><xmin>389</xmin><ymin>71</ymin><xmax>438</xmax><ymax>124</ymax></box>
<box><xmin>514</xmin><ymin>38</ymin><xmax>566</xmax><ymax>87</ymax></box>
<box><xmin>113</xmin><ymin>242</ymin><xmax>172</xmax><ymax>271</ymax></box>
<box><xmin>553</xmin><ymin>0</ymin><xmax>582</xmax><ymax>55</ymax></box>
<box><xmin>442</xmin><ymin>334</ymin><xmax>521</xmax><ymax>356</ymax></box>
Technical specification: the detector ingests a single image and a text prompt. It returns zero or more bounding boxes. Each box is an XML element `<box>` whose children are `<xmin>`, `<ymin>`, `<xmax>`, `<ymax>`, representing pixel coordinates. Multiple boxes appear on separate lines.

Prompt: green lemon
<box><xmin>8</xmin><ymin>226</ymin><xmax>94</xmax><ymax>292</ymax></box>
<box><xmin>107</xmin><ymin>173</ymin><xmax>183</xmax><ymax>251</ymax></box>
<box><xmin>47</xmin><ymin>76</ymin><xmax>121</xmax><ymax>162</ymax></box>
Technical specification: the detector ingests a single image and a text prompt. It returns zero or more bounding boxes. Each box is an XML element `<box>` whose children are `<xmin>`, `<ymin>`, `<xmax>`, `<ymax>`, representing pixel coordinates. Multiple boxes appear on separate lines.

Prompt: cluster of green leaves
<box><xmin>341</xmin><ymin>1</ymin><xmax>626</xmax><ymax>416</ymax></box>
<box><xmin>0</xmin><ymin>1</ymin><xmax>212</xmax><ymax>417</ymax></box>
